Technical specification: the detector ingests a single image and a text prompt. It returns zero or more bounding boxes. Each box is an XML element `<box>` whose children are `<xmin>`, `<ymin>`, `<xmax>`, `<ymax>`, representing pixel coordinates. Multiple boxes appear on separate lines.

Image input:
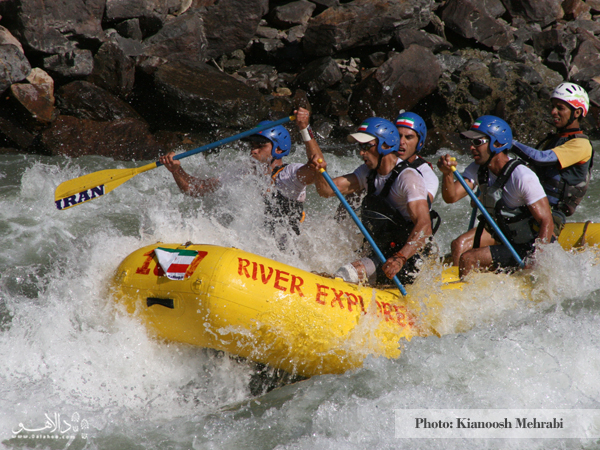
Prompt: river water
<box><xmin>1</xmin><ymin>142</ymin><xmax>600</xmax><ymax>450</ymax></box>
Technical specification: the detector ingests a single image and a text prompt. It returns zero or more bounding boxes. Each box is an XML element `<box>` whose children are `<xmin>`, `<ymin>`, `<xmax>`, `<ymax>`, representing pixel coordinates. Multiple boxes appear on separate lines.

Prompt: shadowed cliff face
<box><xmin>0</xmin><ymin>0</ymin><xmax>598</xmax><ymax>160</ymax></box>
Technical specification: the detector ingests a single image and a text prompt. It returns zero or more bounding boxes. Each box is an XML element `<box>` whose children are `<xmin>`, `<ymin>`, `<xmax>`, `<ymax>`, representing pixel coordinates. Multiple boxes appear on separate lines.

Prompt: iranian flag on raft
<box><xmin>154</xmin><ymin>247</ymin><xmax>198</xmax><ymax>280</ymax></box>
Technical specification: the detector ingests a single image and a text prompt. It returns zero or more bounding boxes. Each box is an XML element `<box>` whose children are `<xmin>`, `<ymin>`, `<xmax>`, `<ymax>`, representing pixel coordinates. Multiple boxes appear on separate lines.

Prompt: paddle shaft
<box><xmin>319</xmin><ymin>169</ymin><xmax>407</xmax><ymax>296</ymax></box>
<box><xmin>159</xmin><ymin>115</ymin><xmax>293</xmax><ymax>165</ymax></box>
<box><xmin>468</xmin><ymin>188</ymin><xmax>480</xmax><ymax>230</ymax></box>
<box><xmin>451</xmin><ymin>167</ymin><xmax>524</xmax><ymax>268</ymax></box>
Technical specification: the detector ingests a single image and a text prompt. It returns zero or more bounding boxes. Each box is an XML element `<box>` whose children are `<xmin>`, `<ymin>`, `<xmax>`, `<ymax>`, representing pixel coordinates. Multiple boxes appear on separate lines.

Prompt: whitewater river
<box><xmin>1</xmin><ymin>141</ymin><xmax>600</xmax><ymax>450</ymax></box>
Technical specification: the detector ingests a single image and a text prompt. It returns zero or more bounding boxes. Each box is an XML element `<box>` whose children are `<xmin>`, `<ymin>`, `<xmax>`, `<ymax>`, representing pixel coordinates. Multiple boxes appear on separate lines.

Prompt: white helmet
<box><xmin>551</xmin><ymin>82</ymin><xmax>589</xmax><ymax>117</ymax></box>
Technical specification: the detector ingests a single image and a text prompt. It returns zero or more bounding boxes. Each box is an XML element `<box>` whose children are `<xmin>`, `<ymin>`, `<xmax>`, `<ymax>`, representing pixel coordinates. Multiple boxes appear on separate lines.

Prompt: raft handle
<box><xmin>147</xmin><ymin>297</ymin><xmax>174</xmax><ymax>309</ymax></box>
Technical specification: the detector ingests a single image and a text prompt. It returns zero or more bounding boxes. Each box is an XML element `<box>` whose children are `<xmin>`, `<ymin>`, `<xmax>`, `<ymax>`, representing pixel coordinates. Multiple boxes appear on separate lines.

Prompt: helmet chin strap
<box><xmin>481</xmin><ymin>142</ymin><xmax>496</xmax><ymax>168</ymax></box>
<box><xmin>375</xmin><ymin>153</ymin><xmax>384</xmax><ymax>171</ymax></box>
<box><xmin>560</xmin><ymin>108</ymin><xmax>578</xmax><ymax>131</ymax></box>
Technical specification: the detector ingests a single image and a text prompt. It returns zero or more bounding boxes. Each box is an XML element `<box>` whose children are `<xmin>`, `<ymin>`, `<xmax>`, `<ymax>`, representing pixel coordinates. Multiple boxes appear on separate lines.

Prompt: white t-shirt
<box><xmin>462</xmin><ymin>160</ymin><xmax>546</xmax><ymax>209</ymax></box>
<box><xmin>411</xmin><ymin>157</ymin><xmax>439</xmax><ymax>201</ymax></box>
<box><xmin>353</xmin><ymin>159</ymin><xmax>428</xmax><ymax>221</ymax></box>
<box><xmin>272</xmin><ymin>163</ymin><xmax>307</xmax><ymax>202</ymax></box>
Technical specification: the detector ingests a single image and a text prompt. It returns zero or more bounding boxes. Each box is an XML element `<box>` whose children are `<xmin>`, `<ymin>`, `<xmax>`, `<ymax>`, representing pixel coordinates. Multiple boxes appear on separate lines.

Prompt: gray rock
<box><xmin>293</xmin><ymin>57</ymin><xmax>343</xmax><ymax>93</ymax></box>
<box><xmin>152</xmin><ymin>61</ymin><xmax>270</xmax><ymax>128</ymax></box>
<box><xmin>349</xmin><ymin>45</ymin><xmax>442</xmax><ymax>121</ymax></box>
<box><xmin>0</xmin><ymin>44</ymin><xmax>31</xmax><ymax>94</ymax></box>
<box><xmin>114</xmin><ymin>18</ymin><xmax>144</xmax><ymax>41</ymax></box>
<box><xmin>142</xmin><ymin>11</ymin><xmax>208</xmax><ymax>65</ymax></box>
<box><xmin>436</xmin><ymin>53</ymin><xmax>468</xmax><ymax>73</ymax></box>
<box><xmin>0</xmin><ymin>0</ymin><xmax>104</xmax><ymax>54</ymax></box>
<box><xmin>303</xmin><ymin>0</ymin><xmax>431</xmax><ymax>56</ymax></box>
<box><xmin>202</xmin><ymin>0</ymin><xmax>268</xmax><ymax>59</ymax></box>
<box><xmin>88</xmin><ymin>42</ymin><xmax>136</xmax><ymax>98</ymax></box>
<box><xmin>269</xmin><ymin>1</ymin><xmax>316</xmax><ymax>28</ymax></box>
<box><xmin>43</xmin><ymin>49</ymin><xmax>94</xmax><ymax>78</ymax></box>
<box><xmin>41</xmin><ymin>115</ymin><xmax>163</xmax><ymax>160</ymax></box>
<box><xmin>502</xmin><ymin>0</ymin><xmax>563</xmax><ymax>28</ymax></box>
<box><xmin>442</xmin><ymin>0</ymin><xmax>514</xmax><ymax>49</ymax></box>
<box><xmin>56</xmin><ymin>80</ymin><xmax>143</xmax><ymax>121</ymax></box>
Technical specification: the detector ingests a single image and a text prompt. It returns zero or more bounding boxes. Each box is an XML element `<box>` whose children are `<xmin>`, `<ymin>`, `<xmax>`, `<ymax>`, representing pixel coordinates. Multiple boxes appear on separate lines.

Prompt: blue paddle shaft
<box><xmin>452</xmin><ymin>168</ymin><xmax>524</xmax><ymax>268</ymax></box>
<box><xmin>468</xmin><ymin>188</ymin><xmax>480</xmax><ymax>230</ymax></box>
<box><xmin>319</xmin><ymin>169</ymin><xmax>407</xmax><ymax>296</ymax></box>
<box><xmin>155</xmin><ymin>116</ymin><xmax>293</xmax><ymax>166</ymax></box>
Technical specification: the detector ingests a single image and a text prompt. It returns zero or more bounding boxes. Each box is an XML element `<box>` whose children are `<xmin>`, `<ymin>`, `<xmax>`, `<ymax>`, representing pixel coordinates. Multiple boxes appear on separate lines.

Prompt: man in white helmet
<box><xmin>511</xmin><ymin>82</ymin><xmax>593</xmax><ymax>234</ymax></box>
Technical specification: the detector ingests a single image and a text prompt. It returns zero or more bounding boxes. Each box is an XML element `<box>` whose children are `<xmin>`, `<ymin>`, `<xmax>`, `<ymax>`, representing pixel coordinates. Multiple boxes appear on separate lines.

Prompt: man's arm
<box><xmin>436</xmin><ymin>154</ymin><xmax>472</xmax><ymax>203</ymax></box>
<box><xmin>512</xmin><ymin>141</ymin><xmax>558</xmax><ymax>167</ymax></box>
<box><xmin>294</xmin><ymin>108</ymin><xmax>323</xmax><ymax>160</ymax></box>
<box><xmin>307</xmin><ymin>154</ymin><xmax>361</xmax><ymax>198</ymax></box>
<box><xmin>381</xmin><ymin>198</ymin><xmax>432</xmax><ymax>279</ymax></box>
<box><xmin>158</xmin><ymin>152</ymin><xmax>220</xmax><ymax>197</ymax></box>
<box><xmin>527</xmin><ymin>196</ymin><xmax>554</xmax><ymax>243</ymax></box>
<box><xmin>295</xmin><ymin>107</ymin><xmax>324</xmax><ymax>187</ymax></box>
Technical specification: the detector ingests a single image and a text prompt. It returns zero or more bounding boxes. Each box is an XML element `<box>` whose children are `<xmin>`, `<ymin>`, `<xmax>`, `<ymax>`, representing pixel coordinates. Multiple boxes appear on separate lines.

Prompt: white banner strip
<box><xmin>395</xmin><ymin>409</ymin><xmax>600</xmax><ymax>439</ymax></box>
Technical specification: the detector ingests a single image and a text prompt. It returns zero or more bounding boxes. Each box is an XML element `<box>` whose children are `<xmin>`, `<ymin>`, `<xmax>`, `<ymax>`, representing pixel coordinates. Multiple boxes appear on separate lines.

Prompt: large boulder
<box><xmin>10</xmin><ymin>68</ymin><xmax>57</xmax><ymax>125</ymax></box>
<box><xmin>141</xmin><ymin>10</ymin><xmax>209</xmax><ymax>65</ymax></box>
<box><xmin>152</xmin><ymin>61</ymin><xmax>271</xmax><ymax>128</ymax></box>
<box><xmin>41</xmin><ymin>115</ymin><xmax>163</xmax><ymax>160</ymax></box>
<box><xmin>0</xmin><ymin>43</ymin><xmax>31</xmax><ymax>94</ymax></box>
<box><xmin>0</xmin><ymin>0</ymin><xmax>104</xmax><ymax>54</ymax></box>
<box><xmin>202</xmin><ymin>0</ymin><xmax>269</xmax><ymax>60</ymax></box>
<box><xmin>56</xmin><ymin>80</ymin><xmax>143</xmax><ymax>122</ymax></box>
<box><xmin>302</xmin><ymin>0</ymin><xmax>431</xmax><ymax>56</ymax></box>
<box><xmin>87</xmin><ymin>42</ymin><xmax>136</xmax><ymax>98</ymax></box>
<box><xmin>502</xmin><ymin>0</ymin><xmax>563</xmax><ymax>27</ymax></box>
<box><xmin>441</xmin><ymin>0</ymin><xmax>514</xmax><ymax>49</ymax></box>
<box><xmin>349</xmin><ymin>45</ymin><xmax>442</xmax><ymax>122</ymax></box>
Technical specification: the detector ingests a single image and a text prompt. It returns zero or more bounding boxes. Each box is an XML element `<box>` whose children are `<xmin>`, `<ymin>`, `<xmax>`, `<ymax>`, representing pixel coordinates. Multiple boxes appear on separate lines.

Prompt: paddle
<box><xmin>317</xmin><ymin>164</ymin><xmax>408</xmax><ymax>296</ymax></box>
<box><xmin>55</xmin><ymin>116</ymin><xmax>295</xmax><ymax>210</ymax></box>
<box><xmin>467</xmin><ymin>188</ymin><xmax>480</xmax><ymax>230</ymax></box>
<box><xmin>450</xmin><ymin>161</ymin><xmax>524</xmax><ymax>268</ymax></box>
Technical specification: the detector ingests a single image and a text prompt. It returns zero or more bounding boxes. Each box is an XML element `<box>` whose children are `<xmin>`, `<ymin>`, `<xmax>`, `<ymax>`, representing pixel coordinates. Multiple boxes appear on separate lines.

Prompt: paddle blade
<box><xmin>54</xmin><ymin>162</ymin><xmax>157</xmax><ymax>210</ymax></box>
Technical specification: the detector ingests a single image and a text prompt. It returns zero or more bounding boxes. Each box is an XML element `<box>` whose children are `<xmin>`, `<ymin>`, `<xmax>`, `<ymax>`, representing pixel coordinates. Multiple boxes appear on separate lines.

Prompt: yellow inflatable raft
<box><xmin>110</xmin><ymin>222</ymin><xmax>599</xmax><ymax>377</ymax></box>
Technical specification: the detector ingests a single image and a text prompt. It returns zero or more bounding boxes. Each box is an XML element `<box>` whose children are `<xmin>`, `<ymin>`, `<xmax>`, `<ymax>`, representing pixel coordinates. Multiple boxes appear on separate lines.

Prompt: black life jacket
<box><xmin>264</xmin><ymin>164</ymin><xmax>305</xmax><ymax>236</ymax></box>
<box><xmin>476</xmin><ymin>159</ymin><xmax>538</xmax><ymax>246</ymax></box>
<box><xmin>361</xmin><ymin>158</ymin><xmax>440</xmax><ymax>256</ymax></box>
<box><xmin>536</xmin><ymin>130</ymin><xmax>593</xmax><ymax>216</ymax></box>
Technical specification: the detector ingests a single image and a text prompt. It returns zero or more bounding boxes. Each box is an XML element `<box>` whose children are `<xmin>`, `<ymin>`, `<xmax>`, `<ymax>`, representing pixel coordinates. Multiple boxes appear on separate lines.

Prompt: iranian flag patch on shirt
<box><xmin>154</xmin><ymin>248</ymin><xmax>198</xmax><ymax>280</ymax></box>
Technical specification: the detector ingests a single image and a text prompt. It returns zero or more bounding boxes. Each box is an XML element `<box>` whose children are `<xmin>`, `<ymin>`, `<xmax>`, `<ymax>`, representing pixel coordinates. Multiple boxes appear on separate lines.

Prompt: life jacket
<box><xmin>264</xmin><ymin>164</ymin><xmax>305</xmax><ymax>236</ymax></box>
<box><xmin>536</xmin><ymin>130</ymin><xmax>593</xmax><ymax>216</ymax></box>
<box><xmin>476</xmin><ymin>159</ymin><xmax>537</xmax><ymax>246</ymax></box>
<box><xmin>361</xmin><ymin>158</ymin><xmax>440</xmax><ymax>256</ymax></box>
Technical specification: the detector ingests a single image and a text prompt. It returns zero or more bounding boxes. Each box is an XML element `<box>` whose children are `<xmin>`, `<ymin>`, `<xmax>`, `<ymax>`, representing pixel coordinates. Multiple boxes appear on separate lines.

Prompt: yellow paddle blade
<box><xmin>54</xmin><ymin>162</ymin><xmax>157</xmax><ymax>210</ymax></box>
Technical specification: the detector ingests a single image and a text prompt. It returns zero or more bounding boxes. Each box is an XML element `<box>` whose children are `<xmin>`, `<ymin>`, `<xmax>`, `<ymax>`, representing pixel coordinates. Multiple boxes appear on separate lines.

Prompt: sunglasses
<box><xmin>358</xmin><ymin>142</ymin><xmax>376</xmax><ymax>151</ymax></box>
<box><xmin>470</xmin><ymin>138</ymin><xmax>489</xmax><ymax>146</ymax></box>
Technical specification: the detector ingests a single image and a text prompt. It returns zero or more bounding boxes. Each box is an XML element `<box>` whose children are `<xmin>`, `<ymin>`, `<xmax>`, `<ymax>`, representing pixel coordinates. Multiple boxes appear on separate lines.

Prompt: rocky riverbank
<box><xmin>1</xmin><ymin>0</ymin><xmax>599</xmax><ymax>160</ymax></box>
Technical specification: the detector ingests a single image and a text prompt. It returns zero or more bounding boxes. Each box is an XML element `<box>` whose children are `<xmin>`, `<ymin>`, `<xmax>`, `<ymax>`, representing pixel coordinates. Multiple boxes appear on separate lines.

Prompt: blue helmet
<box><xmin>349</xmin><ymin>117</ymin><xmax>400</xmax><ymax>155</ymax></box>
<box><xmin>395</xmin><ymin>111</ymin><xmax>427</xmax><ymax>152</ymax></box>
<box><xmin>254</xmin><ymin>121</ymin><xmax>292</xmax><ymax>159</ymax></box>
<box><xmin>465</xmin><ymin>115</ymin><xmax>512</xmax><ymax>154</ymax></box>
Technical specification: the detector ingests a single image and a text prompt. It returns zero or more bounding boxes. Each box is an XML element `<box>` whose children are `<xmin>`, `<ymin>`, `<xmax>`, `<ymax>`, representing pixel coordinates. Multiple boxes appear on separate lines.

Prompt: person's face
<box><xmin>551</xmin><ymin>98</ymin><xmax>580</xmax><ymax>129</ymax></box>
<box><xmin>250</xmin><ymin>141</ymin><xmax>273</xmax><ymax>163</ymax></box>
<box><xmin>358</xmin><ymin>139</ymin><xmax>380</xmax><ymax>169</ymax></box>
<box><xmin>469</xmin><ymin>137</ymin><xmax>492</xmax><ymax>165</ymax></box>
<box><xmin>396</xmin><ymin>127</ymin><xmax>419</xmax><ymax>160</ymax></box>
